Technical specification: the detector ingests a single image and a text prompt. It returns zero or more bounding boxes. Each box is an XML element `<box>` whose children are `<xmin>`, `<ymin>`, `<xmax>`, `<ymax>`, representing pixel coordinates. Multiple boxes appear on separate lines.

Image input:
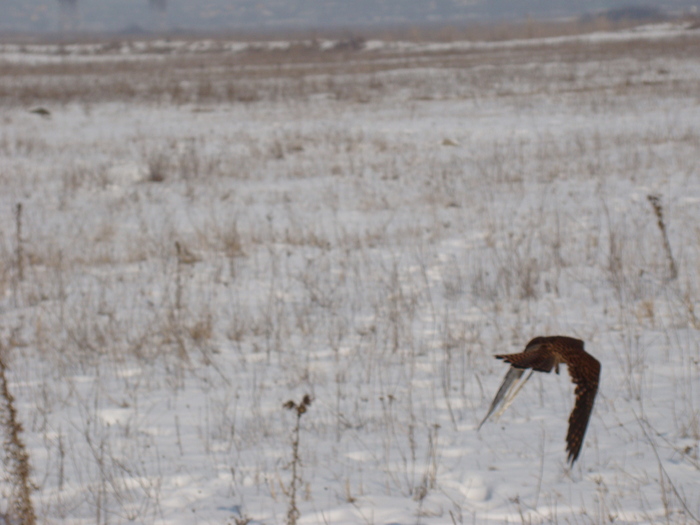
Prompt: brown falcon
<box><xmin>480</xmin><ymin>336</ymin><xmax>601</xmax><ymax>465</ymax></box>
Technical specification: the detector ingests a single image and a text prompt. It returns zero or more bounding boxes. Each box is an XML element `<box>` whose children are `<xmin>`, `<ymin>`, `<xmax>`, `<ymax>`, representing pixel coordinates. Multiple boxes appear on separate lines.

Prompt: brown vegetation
<box><xmin>1</xmin><ymin>20</ymin><xmax>699</xmax><ymax>107</ymax></box>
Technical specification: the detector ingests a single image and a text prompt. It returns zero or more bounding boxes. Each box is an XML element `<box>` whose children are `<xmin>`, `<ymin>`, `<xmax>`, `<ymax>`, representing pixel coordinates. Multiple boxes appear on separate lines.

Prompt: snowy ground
<box><xmin>1</xmin><ymin>23</ymin><xmax>700</xmax><ymax>524</ymax></box>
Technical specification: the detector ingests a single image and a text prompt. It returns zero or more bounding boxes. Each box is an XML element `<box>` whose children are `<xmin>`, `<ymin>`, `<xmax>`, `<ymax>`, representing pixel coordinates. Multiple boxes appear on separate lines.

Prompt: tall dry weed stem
<box><xmin>647</xmin><ymin>194</ymin><xmax>678</xmax><ymax>281</ymax></box>
<box><xmin>0</xmin><ymin>343</ymin><xmax>36</xmax><ymax>525</ymax></box>
<box><xmin>14</xmin><ymin>203</ymin><xmax>23</xmax><ymax>284</ymax></box>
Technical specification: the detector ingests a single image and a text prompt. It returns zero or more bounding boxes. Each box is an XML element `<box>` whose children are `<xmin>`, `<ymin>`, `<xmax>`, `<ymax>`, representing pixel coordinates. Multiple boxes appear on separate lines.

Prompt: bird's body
<box><xmin>481</xmin><ymin>336</ymin><xmax>601</xmax><ymax>465</ymax></box>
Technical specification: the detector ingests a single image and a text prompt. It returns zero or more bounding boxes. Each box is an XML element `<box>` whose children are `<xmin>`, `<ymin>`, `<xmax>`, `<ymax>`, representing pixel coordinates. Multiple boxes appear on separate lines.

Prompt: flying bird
<box><xmin>479</xmin><ymin>336</ymin><xmax>601</xmax><ymax>465</ymax></box>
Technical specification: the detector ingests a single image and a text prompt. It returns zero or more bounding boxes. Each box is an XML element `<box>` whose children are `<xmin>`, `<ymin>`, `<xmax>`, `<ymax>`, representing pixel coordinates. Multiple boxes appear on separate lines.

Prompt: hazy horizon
<box><xmin>2</xmin><ymin>0</ymin><xmax>697</xmax><ymax>35</ymax></box>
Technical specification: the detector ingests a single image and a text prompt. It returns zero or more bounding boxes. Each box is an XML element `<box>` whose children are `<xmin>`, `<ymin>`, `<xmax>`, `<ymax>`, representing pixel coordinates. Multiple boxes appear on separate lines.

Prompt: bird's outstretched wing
<box><xmin>561</xmin><ymin>346</ymin><xmax>600</xmax><ymax>464</ymax></box>
<box><xmin>477</xmin><ymin>366</ymin><xmax>528</xmax><ymax>430</ymax></box>
<box><xmin>491</xmin><ymin>336</ymin><xmax>601</xmax><ymax>465</ymax></box>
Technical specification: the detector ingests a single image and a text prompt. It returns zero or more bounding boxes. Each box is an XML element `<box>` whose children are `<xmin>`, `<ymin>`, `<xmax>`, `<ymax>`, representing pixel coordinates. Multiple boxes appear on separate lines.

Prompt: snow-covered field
<box><xmin>1</xmin><ymin>22</ymin><xmax>700</xmax><ymax>524</ymax></box>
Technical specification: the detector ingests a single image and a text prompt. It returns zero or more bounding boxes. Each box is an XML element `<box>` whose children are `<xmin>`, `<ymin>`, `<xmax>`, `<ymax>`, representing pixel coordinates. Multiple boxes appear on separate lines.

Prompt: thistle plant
<box><xmin>283</xmin><ymin>394</ymin><xmax>312</xmax><ymax>525</ymax></box>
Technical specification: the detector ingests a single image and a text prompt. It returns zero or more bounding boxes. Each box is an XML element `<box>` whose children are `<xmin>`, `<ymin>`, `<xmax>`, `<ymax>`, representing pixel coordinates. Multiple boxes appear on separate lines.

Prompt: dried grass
<box><xmin>2</xmin><ymin>21</ymin><xmax>699</xmax><ymax>107</ymax></box>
